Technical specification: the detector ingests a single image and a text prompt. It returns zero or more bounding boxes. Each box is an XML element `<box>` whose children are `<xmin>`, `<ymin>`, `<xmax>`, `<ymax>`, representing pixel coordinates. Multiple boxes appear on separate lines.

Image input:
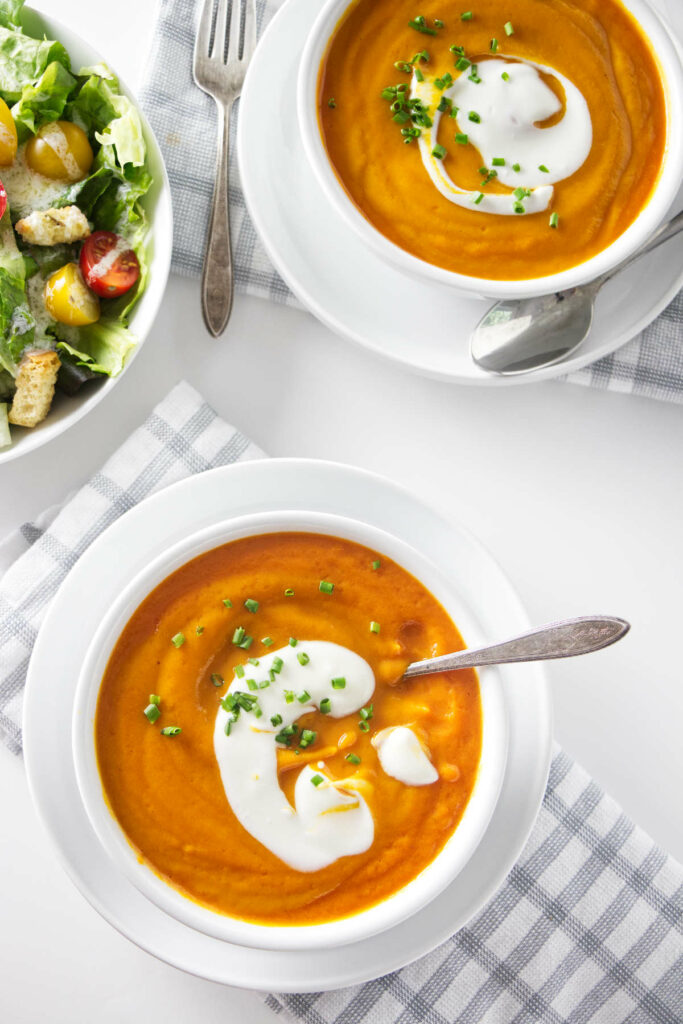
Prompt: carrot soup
<box><xmin>95</xmin><ymin>532</ymin><xmax>483</xmax><ymax>925</ymax></box>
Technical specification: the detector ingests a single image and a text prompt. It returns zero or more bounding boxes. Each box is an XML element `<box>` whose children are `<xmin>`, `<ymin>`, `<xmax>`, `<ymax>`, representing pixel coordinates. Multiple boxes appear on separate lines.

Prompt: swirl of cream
<box><xmin>412</xmin><ymin>57</ymin><xmax>592</xmax><ymax>215</ymax></box>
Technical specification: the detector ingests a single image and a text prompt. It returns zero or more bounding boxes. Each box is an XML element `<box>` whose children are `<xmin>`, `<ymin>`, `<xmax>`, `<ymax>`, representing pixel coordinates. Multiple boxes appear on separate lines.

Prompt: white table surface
<box><xmin>1</xmin><ymin>1</ymin><xmax>682</xmax><ymax>1020</ymax></box>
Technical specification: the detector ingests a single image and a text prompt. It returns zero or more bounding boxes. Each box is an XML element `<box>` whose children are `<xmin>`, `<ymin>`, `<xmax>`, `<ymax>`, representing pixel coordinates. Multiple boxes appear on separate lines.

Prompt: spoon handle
<box><xmin>402</xmin><ymin>615</ymin><xmax>630</xmax><ymax>678</ymax></box>
<box><xmin>600</xmin><ymin>209</ymin><xmax>683</xmax><ymax>287</ymax></box>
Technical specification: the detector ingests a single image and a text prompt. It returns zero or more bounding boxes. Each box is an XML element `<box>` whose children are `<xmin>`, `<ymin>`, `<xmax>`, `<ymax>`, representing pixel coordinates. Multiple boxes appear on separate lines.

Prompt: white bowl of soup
<box><xmin>298</xmin><ymin>0</ymin><xmax>683</xmax><ymax>299</ymax></box>
<box><xmin>72</xmin><ymin>510</ymin><xmax>508</xmax><ymax>951</ymax></box>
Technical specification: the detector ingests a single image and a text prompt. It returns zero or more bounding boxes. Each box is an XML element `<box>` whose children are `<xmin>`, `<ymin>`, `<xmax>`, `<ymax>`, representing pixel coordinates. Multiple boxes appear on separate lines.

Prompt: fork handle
<box><xmin>201</xmin><ymin>100</ymin><xmax>234</xmax><ymax>337</ymax></box>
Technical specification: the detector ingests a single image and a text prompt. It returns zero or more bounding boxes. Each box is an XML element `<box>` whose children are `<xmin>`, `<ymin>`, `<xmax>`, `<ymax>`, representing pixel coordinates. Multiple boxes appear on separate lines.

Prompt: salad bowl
<box><xmin>0</xmin><ymin>5</ymin><xmax>172</xmax><ymax>464</ymax></box>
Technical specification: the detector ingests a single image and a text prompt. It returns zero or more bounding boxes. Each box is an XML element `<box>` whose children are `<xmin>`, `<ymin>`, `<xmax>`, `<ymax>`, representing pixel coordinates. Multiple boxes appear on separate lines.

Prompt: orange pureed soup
<box><xmin>95</xmin><ymin>532</ymin><xmax>482</xmax><ymax>926</ymax></box>
<box><xmin>318</xmin><ymin>0</ymin><xmax>667</xmax><ymax>280</ymax></box>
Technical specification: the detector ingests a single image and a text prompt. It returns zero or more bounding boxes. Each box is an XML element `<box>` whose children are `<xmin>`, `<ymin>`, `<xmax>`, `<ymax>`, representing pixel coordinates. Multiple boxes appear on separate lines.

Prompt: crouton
<box><xmin>15</xmin><ymin>205</ymin><xmax>91</xmax><ymax>246</ymax></box>
<box><xmin>8</xmin><ymin>350</ymin><xmax>61</xmax><ymax>428</ymax></box>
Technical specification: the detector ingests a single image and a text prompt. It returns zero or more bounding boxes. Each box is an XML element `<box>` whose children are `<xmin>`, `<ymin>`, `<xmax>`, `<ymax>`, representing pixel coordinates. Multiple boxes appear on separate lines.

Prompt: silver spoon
<box><xmin>403</xmin><ymin>614</ymin><xmax>629</xmax><ymax>679</ymax></box>
<box><xmin>470</xmin><ymin>210</ymin><xmax>683</xmax><ymax>375</ymax></box>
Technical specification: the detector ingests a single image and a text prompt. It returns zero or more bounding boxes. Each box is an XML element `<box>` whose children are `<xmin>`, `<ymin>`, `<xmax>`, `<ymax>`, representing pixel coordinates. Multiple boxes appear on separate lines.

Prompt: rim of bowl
<box><xmin>0</xmin><ymin>6</ymin><xmax>173</xmax><ymax>464</ymax></box>
<box><xmin>297</xmin><ymin>0</ymin><xmax>683</xmax><ymax>300</ymax></box>
<box><xmin>72</xmin><ymin>509</ymin><xmax>508</xmax><ymax>952</ymax></box>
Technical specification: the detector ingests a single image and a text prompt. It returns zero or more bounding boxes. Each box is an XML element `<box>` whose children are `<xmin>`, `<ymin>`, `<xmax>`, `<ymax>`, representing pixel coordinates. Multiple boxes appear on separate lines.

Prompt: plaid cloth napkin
<box><xmin>139</xmin><ymin>0</ymin><xmax>683</xmax><ymax>404</ymax></box>
<box><xmin>1</xmin><ymin>383</ymin><xmax>681</xmax><ymax>1022</ymax></box>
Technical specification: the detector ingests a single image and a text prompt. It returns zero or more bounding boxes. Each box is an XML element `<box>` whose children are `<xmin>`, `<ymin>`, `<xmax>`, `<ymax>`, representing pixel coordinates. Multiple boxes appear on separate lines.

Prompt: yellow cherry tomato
<box><xmin>44</xmin><ymin>263</ymin><xmax>100</xmax><ymax>326</ymax></box>
<box><xmin>0</xmin><ymin>97</ymin><xmax>17</xmax><ymax>167</ymax></box>
<box><xmin>25</xmin><ymin>121</ymin><xmax>93</xmax><ymax>182</ymax></box>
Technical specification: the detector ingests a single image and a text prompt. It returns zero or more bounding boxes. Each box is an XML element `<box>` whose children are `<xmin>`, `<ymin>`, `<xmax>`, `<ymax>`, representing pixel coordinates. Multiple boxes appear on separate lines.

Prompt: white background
<box><xmin>1</xmin><ymin>1</ymin><xmax>682</xmax><ymax>1021</ymax></box>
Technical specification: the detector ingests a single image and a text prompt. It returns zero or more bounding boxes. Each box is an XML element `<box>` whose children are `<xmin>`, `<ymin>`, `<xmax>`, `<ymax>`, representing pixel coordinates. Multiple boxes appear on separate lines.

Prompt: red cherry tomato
<box><xmin>0</xmin><ymin>179</ymin><xmax>7</xmax><ymax>221</ymax></box>
<box><xmin>79</xmin><ymin>231</ymin><xmax>140</xmax><ymax>298</ymax></box>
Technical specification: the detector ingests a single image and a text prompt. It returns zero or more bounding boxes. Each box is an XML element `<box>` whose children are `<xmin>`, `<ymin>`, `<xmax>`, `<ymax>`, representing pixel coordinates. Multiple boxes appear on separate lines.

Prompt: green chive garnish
<box><xmin>455</xmin><ymin>133</ymin><xmax>469</xmax><ymax>145</ymax></box>
<box><xmin>514</xmin><ymin>202</ymin><xmax>525</xmax><ymax>214</ymax></box>
<box><xmin>359</xmin><ymin>721</ymin><xmax>370</xmax><ymax>733</ymax></box>
<box><xmin>409</xmin><ymin>16</ymin><xmax>437</xmax><ymax>35</ymax></box>
<box><xmin>319</xmin><ymin>580</ymin><xmax>334</xmax><ymax>594</ymax></box>
<box><xmin>284</xmin><ymin>588</ymin><xmax>295</xmax><ymax>597</ymax></box>
<box><xmin>246</xmin><ymin>678</ymin><xmax>257</xmax><ymax>691</ymax></box>
<box><xmin>504</xmin><ymin>21</ymin><xmax>514</xmax><ymax>35</ymax></box>
<box><xmin>328</xmin><ymin>98</ymin><xmax>336</xmax><ymax>108</ymax></box>
<box><xmin>415</xmin><ymin>67</ymin><xmax>425</xmax><ymax>82</ymax></box>
<box><xmin>244</xmin><ymin>598</ymin><xmax>259</xmax><ymax>613</ymax></box>
<box><xmin>490</xmin><ymin>38</ymin><xmax>499</xmax><ymax>52</ymax></box>
<box><xmin>539</xmin><ymin>164</ymin><xmax>549</xmax><ymax>173</ymax></box>
<box><xmin>149</xmin><ymin>694</ymin><xmax>161</xmax><ymax>705</ymax></box>
<box><xmin>224</xmin><ymin>718</ymin><xmax>233</xmax><ymax>736</ymax></box>
<box><xmin>262</xmin><ymin>636</ymin><xmax>274</xmax><ymax>647</ymax></box>
<box><xmin>235</xmin><ymin>664</ymin><xmax>245</xmax><ymax>678</ymax></box>
<box><xmin>144</xmin><ymin>703</ymin><xmax>160</xmax><ymax>723</ymax></box>
<box><xmin>253</xmin><ymin>705</ymin><xmax>263</xmax><ymax>719</ymax></box>
<box><xmin>331</xmin><ymin>677</ymin><xmax>346</xmax><ymax>689</ymax></box>
<box><xmin>261</xmin><ymin>679</ymin><xmax>271</xmax><ymax>688</ymax></box>
<box><xmin>371</xmin><ymin>560</ymin><xmax>381</xmax><ymax>570</ymax></box>
<box><xmin>284</xmin><ymin>690</ymin><xmax>295</xmax><ymax>704</ymax></box>
<box><xmin>195</xmin><ymin>625</ymin><xmax>204</xmax><ymax>635</ymax></box>
<box><xmin>434</xmin><ymin>18</ymin><xmax>444</xmax><ymax>28</ymax></box>
<box><xmin>455</xmin><ymin>57</ymin><xmax>471</xmax><ymax>71</ymax></box>
<box><xmin>248</xmin><ymin>657</ymin><xmax>260</xmax><ymax>666</ymax></box>
<box><xmin>512</xmin><ymin>162</ymin><xmax>521</xmax><ymax>171</ymax></box>
<box><xmin>297</xmin><ymin>652</ymin><xmax>310</xmax><ymax>666</ymax></box>
<box><xmin>239</xmin><ymin>635</ymin><xmax>254</xmax><ymax>650</ymax></box>
<box><xmin>359</xmin><ymin>705</ymin><xmax>374</xmax><ymax>721</ymax></box>
<box><xmin>211</xmin><ymin>673</ymin><xmax>224</xmax><ymax>687</ymax></box>
<box><xmin>289</xmin><ymin>637</ymin><xmax>298</xmax><ymax>647</ymax></box>
<box><xmin>300</xmin><ymin>729</ymin><xmax>316</xmax><ymax>748</ymax></box>
<box><xmin>222</xmin><ymin>599</ymin><xmax>233</xmax><ymax>608</ymax></box>
<box><xmin>171</xmin><ymin>632</ymin><xmax>185</xmax><ymax>648</ymax></box>
<box><xmin>370</xmin><ymin>621</ymin><xmax>380</xmax><ymax>634</ymax></box>
<box><xmin>346</xmin><ymin>753</ymin><xmax>361</xmax><ymax>765</ymax></box>
<box><xmin>432</xmin><ymin>144</ymin><xmax>447</xmax><ymax>159</ymax></box>
<box><xmin>550</xmin><ymin>212</ymin><xmax>559</xmax><ymax>229</ymax></box>
<box><xmin>298</xmin><ymin>690</ymin><xmax>311</xmax><ymax>704</ymax></box>
<box><xmin>474</xmin><ymin>193</ymin><xmax>484</xmax><ymax>204</ymax></box>
<box><xmin>161</xmin><ymin>726</ymin><xmax>181</xmax><ymax>736</ymax></box>
<box><xmin>320</xmin><ymin>698</ymin><xmax>332</xmax><ymax>714</ymax></box>
<box><xmin>502</xmin><ymin>71</ymin><xmax>510</xmax><ymax>82</ymax></box>
<box><xmin>468</xmin><ymin>111</ymin><xmax>481</xmax><ymax>123</ymax></box>
<box><xmin>311</xmin><ymin>774</ymin><xmax>324</xmax><ymax>787</ymax></box>
<box><xmin>271</xmin><ymin>714</ymin><xmax>283</xmax><ymax>726</ymax></box>
<box><xmin>272</xmin><ymin>657</ymin><xmax>284</xmax><ymax>674</ymax></box>
<box><xmin>492</xmin><ymin>157</ymin><xmax>505</xmax><ymax>166</ymax></box>
<box><xmin>461</xmin><ymin>11</ymin><xmax>473</xmax><ymax>20</ymax></box>
<box><xmin>232</xmin><ymin>626</ymin><xmax>245</xmax><ymax>645</ymax></box>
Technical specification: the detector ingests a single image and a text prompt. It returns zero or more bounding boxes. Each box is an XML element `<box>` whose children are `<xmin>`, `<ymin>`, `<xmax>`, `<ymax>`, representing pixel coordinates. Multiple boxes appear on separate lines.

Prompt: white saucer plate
<box><xmin>24</xmin><ymin>459</ymin><xmax>552</xmax><ymax>991</ymax></box>
<box><xmin>237</xmin><ymin>0</ymin><xmax>683</xmax><ymax>386</ymax></box>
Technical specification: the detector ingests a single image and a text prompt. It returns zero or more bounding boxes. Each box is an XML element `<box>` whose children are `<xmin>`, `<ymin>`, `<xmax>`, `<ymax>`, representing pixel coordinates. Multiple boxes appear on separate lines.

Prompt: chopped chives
<box><xmin>284</xmin><ymin>690</ymin><xmax>295</xmax><ymax>704</ymax></box>
<box><xmin>195</xmin><ymin>625</ymin><xmax>204</xmax><ymax>635</ymax></box>
<box><xmin>320</xmin><ymin>698</ymin><xmax>332</xmax><ymax>714</ymax></box>
<box><xmin>409</xmin><ymin>16</ymin><xmax>437</xmax><ymax>35</ymax></box>
<box><xmin>394</xmin><ymin>60</ymin><xmax>412</xmax><ymax>73</ymax></box>
<box><xmin>371</xmin><ymin>559</ymin><xmax>381</xmax><ymax>570</ymax></box>
<box><xmin>319</xmin><ymin>580</ymin><xmax>334</xmax><ymax>594</ymax></box>
<box><xmin>244</xmin><ymin>598</ymin><xmax>259</xmax><ymax>613</ymax></box>
<box><xmin>272</xmin><ymin>656</ymin><xmax>284</xmax><ymax>673</ymax></box>
<box><xmin>253</xmin><ymin>705</ymin><xmax>263</xmax><ymax>719</ymax></box>
<box><xmin>346</xmin><ymin>753</ymin><xmax>361</xmax><ymax>765</ymax></box>
<box><xmin>149</xmin><ymin>694</ymin><xmax>161</xmax><ymax>705</ymax></box>
<box><xmin>248</xmin><ymin>657</ymin><xmax>260</xmax><ymax>666</ymax></box>
<box><xmin>299</xmin><ymin>729</ymin><xmax>316</xmax><ymax>748</ymax></box>
<box><xmin>311</xmin><ymin>774</ymin><xmax>324</xmax><ymax>787</ymax></box>
<box><xmin>298</xmin><ymin>690</ymin><xmax>312</xmax><ymax>704</ymax></box>
<box><xmin>539</xmin><ymin>164</ymin><xmax>549</xmax><ymax>173</ymax></box>
<box><xmin>449</xmin><ymin>105</ymin><xmax>460</xmax><ymax>118</ymax></box>
<box><xmin>171</xmin><ymin>632</ymin><xmax>185</xmax><ymax>648</ymax></box>
<box><xmin>289</xmin><ymin>637</ymin><xmax>298</xmax><ymax>647</ymax></box>
<box><xmin>262</xmin><ymin>636</ymin><xmax>274</xmax><ymax>647</ymax></box>
<box><xmin>331</xmin><ymin>677</ymin><xmax>346</xmax><ymax>689</ymax></box>
<box><xmin>327</xmin><ymin>97</ymin><xmax>336</xmax><ymax>108</ymax></box>
<box><xmin>461</xmin><ymin>11</ymin><xmax>473</xmax><ymax>20</ymax></box>
<box><xmin>490</xmin><ymin>38</ymin><xmax>499</xmax><ymax>52</ymax></box>
<box><xmin>160</xmin><ymin>726</ymin><xmax>181</xmax><ymax>736</ymax></box>
<box><xmin>261</xmin><ymin>679</ymin><xmax>271</xmax><ymax>688</ymax></box>
<box><xmin>232</xmin><ymin>626</ymin><xmax>245</xmax><ymax>644</ymax></box>
<box><xmin>512</xmin><ymin>162</ymin><xmax>521</xmax><ymax>172</ymax></box>
<box><xmin>514</xmin><ymin>202</ymin><xmax>525</xmax><ymax>214</ymax></box>
<box><xmin>504</xmin><ymin>21</ymin><xmax>514</xmax><ymax>35</ymax></box>
<box><xmin>224</xmin><ymin>718</ymin><xmax>232</xmax><ymax>736</ymax></box>
<box><xmin>239</xmin><ymin>635</ymin><xmax>254</xmax><ymax>650</ymax></box>
<box><xmin>468</xmin><ymin>111</ymin><xmax>481</xmax><ymax>123</ymax></box>
<box><xmin>370</xmin><ymin>621</ymin><xmax>381</xmax><ymax>634</ymax></box>
<box><xmin>501</xmin><ymin>71</ymin><xmax>510</xmax><ymax>82</ymax></box>
<box><xmin>144</xmin><ymin>703</ymin><xmax>160</xmax><ymax>723</ymax></box>
<box><xmin>359</xmin><ymin>721</ymin><xmax>370</xmax><ymax>733</ymax></box>
<box><xmin>492</xmin><ymin>157</ymin><xmax>505</xmax><ymax>166</ymax></box>
<box><xmin>455</xmin><ymin>57</ymin><xmax>471</xmax><ymax>71</ymax></box>
<box><xmin>297</xmin><ymin>652</ymin><xmax>310</xmax><ymax>666</ymax></box>
<box><xmin>284</xmin><ymin>588</ymin><xmax>295</xmax><ymax>597</ymax></box>
<box><xmin>415</xmin><ymin>67</ymin><xmax>425</xmax><ymax>82</ymax></box>
<box><xmin>222</xmin><ymin>598</ymin><xmax>233</xmax><ymax>608</ymax></box>
<box><xmin>270</xmin><ymin>714</ymin><xmax>283</xmax><ymax>726</ymax></box>
<box><xmin>432</xmin><ymin>144</ymin><xmax>447</xmax><ymax>159</ymax></box>
<box><xmin>434</xmin><ymin>18</ymin><xmax>444</xmax><ymax>28</ymax></box>
<box><xmin>474</xmin><ymin>192</ymin><xmax>484</xmax><ymax>204</ymax></box>
<box><xmin>359</xmin><ymin>705</ymin><xmax>374</xmax><ymax>721</ymax></box>
<box><xmin>550</xmin><ymin>212</ymin><xmax>560</xmax><ymax>228</ymax></box>
<box><xmin>437</xmin><ymin>96</ymin><xmax>451</xmax><ymax>113</ymax></box>
<box><xmin>246</xmin><ymin>678</ymin><xmax>257</xmax><ymax>691</ymax></box>
<box><xmin>211</xmin><ymin>673</ymin><xmax>224</xmax><ymax>687</ymax></box>
<box><xmin>235</xmin><ymin>664</ymin><xmax>245</xmax><ymax>678</ymax></box>
<box><xmin>455</xmin><ymin>133</ymin><xmax>469</xmax><ymax>145</ymax></box>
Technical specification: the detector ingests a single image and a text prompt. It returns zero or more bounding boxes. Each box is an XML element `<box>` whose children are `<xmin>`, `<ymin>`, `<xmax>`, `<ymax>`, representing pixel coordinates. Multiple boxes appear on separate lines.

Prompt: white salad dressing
<box><xmin>213</xmin><ymin>640</ymin><xmax>376</xmax><ymax>872</ymax></box>
<box><xmin>0</xmin><ymin>144</ymin><xmax>68</xmax><ymax>217</ymax></box>
<box><xmin>412</xmin><ymin>57</ymin><xmax>592</xmax><ymax>215</ymax></box>
<box><xmin>86</xmin><ymin>235</ymin><xmax>131</xmax><ymax>280</ymax></box>
<box><xmin>372</xmin><ymin>726</ymin><xmax>439</xmax><ymax>786</ymax></box>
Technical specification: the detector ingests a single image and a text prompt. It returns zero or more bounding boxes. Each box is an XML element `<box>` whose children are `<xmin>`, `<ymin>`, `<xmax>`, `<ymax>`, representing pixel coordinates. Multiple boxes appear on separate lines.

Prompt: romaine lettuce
<box><xmin>56</xmin><ymin>319</ymin><xmax>135</xmax><ymax>378</ymax></box>
<box><xmin>11</xmin><ymin>59</ymin><xmax>76</xmax><ymax>141</ymax></box>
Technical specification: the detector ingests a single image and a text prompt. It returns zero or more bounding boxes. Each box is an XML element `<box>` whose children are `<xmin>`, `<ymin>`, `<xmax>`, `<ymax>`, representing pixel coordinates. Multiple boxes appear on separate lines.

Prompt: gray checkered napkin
<box><xmin>140</xmin><ymin>0</ymin><xmax>683</xmax><ymax>403</ymax></box>
<box><xmin>1</xmin><ymin>383</ymin><xmax>681</xmax><ymax>1022</ymax></box>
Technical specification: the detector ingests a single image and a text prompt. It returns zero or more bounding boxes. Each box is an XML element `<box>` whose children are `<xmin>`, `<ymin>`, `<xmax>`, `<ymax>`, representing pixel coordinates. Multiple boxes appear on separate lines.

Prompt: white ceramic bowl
<box><xmin>298</xmin><ymin>0</ymin><xmax>683</xmax><ymax>300</ymax></box>
<box><xmin>0</xmin><ymin>7</ymin><xmax>173</xmax><ymax>464</ymax></box>
<box><xmin>72</xmin><ymin>509</ymin><xmax>508</xmax><ymax>952</ymax></box>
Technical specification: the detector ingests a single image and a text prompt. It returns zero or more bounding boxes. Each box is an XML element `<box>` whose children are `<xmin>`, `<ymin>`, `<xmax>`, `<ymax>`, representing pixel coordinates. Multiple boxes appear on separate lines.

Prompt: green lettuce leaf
<box><xmin>0</xmin><ymin>1</ymin><xmax>23</xmax><ymax>30</ymax></box>
<box><xmin>0</xmin><ymin>205</ymin><xmax>33</xmax><ymax>376</ymax></box>
<box><xmin>66</xmin><ymin>71</ymin><xmax>117</xmax><ymax>136</ymax></box>
<box><xmin>0</xmin><ymin>25</ymin><xmax>70</xmax><ymax>102</ymax></box>
<box><xmin>11</xmin><ymin>59</ymin><xmax>76</xmax><ymax>141</ymax></box>
<box><xmin>56</xmin><ymin>319</ymin><xmax>135</xmax><ymax>377</ymax></box>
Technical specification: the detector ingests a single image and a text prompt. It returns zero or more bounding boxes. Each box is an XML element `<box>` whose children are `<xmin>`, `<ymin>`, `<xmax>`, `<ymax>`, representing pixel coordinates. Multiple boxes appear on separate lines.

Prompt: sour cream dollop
<box><xmin>412</xmin><ymin>57</ymin><xmax>592</xmax><ymax>215</ymax></box>
<box><xmin>213</xmin><ymin>640</ymin><xmax>375</xmax><ymax>872</ymax></box>
<box><xmin>372</xmin><ymin>726</ymin><xmax>438</xmax><ymax>786</ymax></box>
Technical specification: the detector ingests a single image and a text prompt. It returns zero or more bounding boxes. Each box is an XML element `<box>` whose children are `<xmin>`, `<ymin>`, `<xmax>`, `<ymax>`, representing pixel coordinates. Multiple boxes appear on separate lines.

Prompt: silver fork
<box><xmin>193</xmin><ymin>0</ymin><xmax>256</xmax><ymax>336</ymax></box>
